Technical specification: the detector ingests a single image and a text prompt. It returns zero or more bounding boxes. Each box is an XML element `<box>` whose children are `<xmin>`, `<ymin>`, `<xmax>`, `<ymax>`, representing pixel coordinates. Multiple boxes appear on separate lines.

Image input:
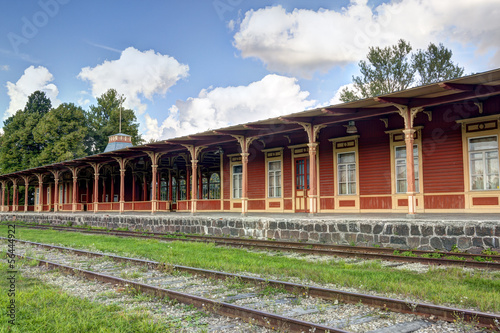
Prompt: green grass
<box><xmin>2</xmin><ymin>225</ymin><xmax>500</xmax><ymax>313</ymax></box>
<box><xmin>0</xmin><ymin>262</ymin><xmax>170</xmax><ymax>332</ymax></box>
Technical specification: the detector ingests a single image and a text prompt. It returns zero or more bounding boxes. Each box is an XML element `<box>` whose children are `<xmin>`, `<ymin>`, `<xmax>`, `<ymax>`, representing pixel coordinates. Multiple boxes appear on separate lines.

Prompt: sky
<box><xmin>1</xmin><ymin>0</ymin><xmax>499</xmax><ymax>141</ymax></box>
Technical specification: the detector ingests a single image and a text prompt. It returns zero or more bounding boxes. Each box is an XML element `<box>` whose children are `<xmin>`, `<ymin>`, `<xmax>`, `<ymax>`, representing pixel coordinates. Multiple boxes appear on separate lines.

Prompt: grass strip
<box><xmin>1</xmin><ymin>224</ymin><xmax>499</xmax><ymax>313</ymax></box>
<box><xmin>0</xmin><ymin>261</ymin><xmax>172</xmax><ymax>332</ymax></box>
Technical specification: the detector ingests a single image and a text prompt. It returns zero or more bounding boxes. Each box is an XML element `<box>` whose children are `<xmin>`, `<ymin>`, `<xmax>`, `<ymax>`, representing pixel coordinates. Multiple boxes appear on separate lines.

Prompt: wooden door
<box><xmin>294</xmin><ymin>157</ymin><xmax>309</xmax><ymax>212</ymax></box>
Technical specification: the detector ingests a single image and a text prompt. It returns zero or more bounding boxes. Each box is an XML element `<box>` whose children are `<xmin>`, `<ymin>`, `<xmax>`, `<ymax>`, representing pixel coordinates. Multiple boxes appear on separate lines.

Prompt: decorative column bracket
<box><xmin>34</xmin><ymin>173</ymin><xmax>44</xmax><ymax>213</ymax></box>
<box><xmin>49</xmin><ymin>170</ymin><xmax>61</xmax><ymax>212</ymax></box>
<box><xmin>89</xmin><ymin>163</ymin><xmax>103</xmax><ymax>213</ymax></box>
<box><xmin>20</xmin><ymin>175</ymin><xmax>31</xmax><ymax>212</ymax></box>
<box><xmin>9</xmin><ymin>178</ymin><xmax>19</xmax><ymax>212</ymax></box>
<box><xmin>68</xmin><ymin>166</ymin><xmax>83</xmax><ymax>213</ymax></box>
<box><xmin>145</xmin><ymin>152</ymin><xmax>165</xmax><ymax>214</ymax></box>
<box><xmin>390</xmin><ymin>104</ymin><xmax>425</xmax><ymax>217</ymax></box>
<box><xmin>180</xmin><ymin>145</ymin><xmax>206</xmax><ymax>215</ymax></box>
<box><xmin>293</xmin><ymin>122</ymin><xmax>326</xmax><ymax>215</ymax></box>
<box><xmin>113</xmin><ymin>157</ymin><xmax>130</xmax><ymax>214</ymax></box>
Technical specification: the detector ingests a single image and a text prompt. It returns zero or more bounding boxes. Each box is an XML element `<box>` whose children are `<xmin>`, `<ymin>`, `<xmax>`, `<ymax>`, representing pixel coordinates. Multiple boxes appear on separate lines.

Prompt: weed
<box><xmin>400</xmin><ymin>251</ymin><xmax>417</xmax><ymax>257</ymax></box>
<box><xmin>473</xmin><ymin>256</ymin><xmax>494</xmax><ymax>262</ymax></box>
<box><xmin>482</xmin><ymin>248</ymin><xmax>499</xmax><ymax>256</ymax></box>
<box><xmin>446</xmin><ymin>255</ymin><xmax>466</xmax><ymax>261</ymax></box>
<box><xmin>420</xmin><ymin>252</ymin><xmax>444</xmax><ymax>259</ymax></box>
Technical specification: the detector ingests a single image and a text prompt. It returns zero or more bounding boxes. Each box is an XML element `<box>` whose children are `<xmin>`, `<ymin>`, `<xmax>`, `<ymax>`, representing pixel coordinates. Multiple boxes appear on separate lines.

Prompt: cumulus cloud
<box><xmin>5</xmin><ymin>65</ymin><xmax>60</xmax><ymax>118</ymax></box>
<box><xmin>233</xmin><ymin>0</ymin><xmax>500</xmax><ymax>77</ymax></box>
<box><xmin>144</xmin><ymin>74</ymin><xmax>315</xmax><ymax>141</ymax></box>
<box><xmin>0</xmin><ymin>65</ymin><xmax>8</xmax><ymax>71</ymax></box>
<box><xmin>78</xmin><ymin>47</ymin><xmax>189</xmax><ymax>114</ymax></box>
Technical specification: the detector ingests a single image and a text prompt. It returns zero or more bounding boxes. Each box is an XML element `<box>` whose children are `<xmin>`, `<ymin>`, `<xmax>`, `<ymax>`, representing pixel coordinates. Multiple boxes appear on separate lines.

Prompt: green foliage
<box><xmin>32</xmin><ymin>103</ymin><xmax>88</xmax><ymax>165</ymax></box>
<box><xmin>0</xmin><ymin>91</ymin><xmax>53</xmax><ymax>173</ymax></box>
<box><xmin>340</xmin><ymin>40</ymin><xmax>465</xmax><ymax>102</ymax></box>
<box><xmin>85</xmin><ymin>89</ymin><xmax>143</xmax><ymax>155</ymax></box>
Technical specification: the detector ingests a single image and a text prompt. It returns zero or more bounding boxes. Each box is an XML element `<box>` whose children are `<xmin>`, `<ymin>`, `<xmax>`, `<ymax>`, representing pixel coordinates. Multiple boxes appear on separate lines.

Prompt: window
<box><xmin>395</xmin><ymin>145</ymin><xmax>419</xmax><ymax>193</ymax></box>
<box><xmin>268</xmin><ymin>161</ymin><xmax>282</xmax><ymax>198</ymax></box>
<box><xmin>338</xmin><ymin>152</ymin><xmax>356</xmax><ymax>195</ymax></box>
<box><xmin>202</xmin><ymin>177</ymin><xmax>209</xmax><ymax>199</ymax></box>
<box><xmin>469</xmin><ymin>136</ymin><xmax>499</xmax><ymax>190</ymax></box>
<box><xmin>209</xmin><ymin>173</ymin><xmax>221</xmax><ymax>199</ymax></box>
<box><xmin>172</xmin><ymin>177</ymin><xmax>177</xmax><ymax>203</ymax></box>
<box><xmin>179</xmin><ymin>178</ymin><xmax>186</xmax><ymax>200</ymax></box>
<box><xmin>232</xmin><ymin>165</ymin><xmax>242</xmax><ymax>199</ymax></box>
<box><xmin>160</xmin><ymin>178</ymin><xmax>167</xmax><ymax>201</ymax></box>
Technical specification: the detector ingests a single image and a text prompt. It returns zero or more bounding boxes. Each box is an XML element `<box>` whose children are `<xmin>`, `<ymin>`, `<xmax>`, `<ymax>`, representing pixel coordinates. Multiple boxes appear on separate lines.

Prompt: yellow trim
<box><xmin>388</xmin><ymin>128</ymin><xmax>424</xmax><ymax>212</ymax></box>
<box><xmin>332</xmin><ymin>135</ymin><xmax>360</xmax><ymax>211</ymax></box>
<box><xmin>459</xmin><ymin>116</ymin><xmax>500</xmax><ymax>210</ymax></box>
<box><xmin>265</xmin><ymin>148</ymin><xmax>284</xmax><ymax>211</ymax></box>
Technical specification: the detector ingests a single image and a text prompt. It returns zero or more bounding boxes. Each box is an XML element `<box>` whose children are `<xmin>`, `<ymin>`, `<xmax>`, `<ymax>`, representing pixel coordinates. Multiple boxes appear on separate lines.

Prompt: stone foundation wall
<box><xmin>1</xmin><ymin>213</ymin><xmax>499</xmax><ymax>251</ymax></box>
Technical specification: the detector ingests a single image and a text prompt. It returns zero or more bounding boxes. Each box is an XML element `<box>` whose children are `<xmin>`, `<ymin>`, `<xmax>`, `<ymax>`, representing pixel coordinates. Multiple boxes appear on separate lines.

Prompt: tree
<box><xmin>0</xmin><ymin>91</ymin><xmax>52</xmax><ymax>173</ymax></box>
<box><xmin>85</xmin><ymin>89</ymin><xmax>142</xmax><ymax>155</ymax></box>
<box><xmin>339</xmin><ymin>40</ymin><xmax>465</xmax><ymax>102</ymax></box>
<box><xmin>413</xmin><ymin>43</ymin><xmax>464</xmax><ymax>86</ymax></box>
<box><xmin>33</xmin><ymin>103</ymin><xmax>88</xmax><ymax>165</ymax></box>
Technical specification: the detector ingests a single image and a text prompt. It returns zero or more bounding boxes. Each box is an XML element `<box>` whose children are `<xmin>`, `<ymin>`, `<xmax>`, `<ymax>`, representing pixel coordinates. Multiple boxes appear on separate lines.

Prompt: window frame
<box><xmin>268</xmin><ymin>160</ymin><xmax>282</xmax><ymax>198</ymax></box>
<box><xmin>394</xmin><ymin>144</ymin><xmax>420</xmax><ymax>194</ymax></box>
<box><xmin>337</xmin><ymin>151</ymin><xmax>357</xmax><ymax>195</ymax></box>
<box><xmin>232</xmin><ymin>164</ymin><xmax>243</xmax><ymax>199</ymax></box>
<box><xmin>468</xmin><ymin>135</ymin><xmax>499</xmax><ymax>191</ymax></box>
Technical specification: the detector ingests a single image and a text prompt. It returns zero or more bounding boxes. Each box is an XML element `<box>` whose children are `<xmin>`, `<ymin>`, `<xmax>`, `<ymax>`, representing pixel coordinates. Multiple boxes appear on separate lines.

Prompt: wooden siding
<box><xmin>248</xmin><ymin>151</ymin><xmax>265</xmax><ymax>198</ymax></box>
<box><xmin>248</xmin><ymin>200</ymin><xmax>265</xmax><ymax>210</ymax></box>
<box><xmin>472</xmin><ymin>197</ymin><xmax>499</xmax><ymax>206</ymax></box>
<box><xmin>320</xmin><ymin>197</ymin><xmax>334</xmax><ymax>210</ymax></box>
<box><xmin>424</xmin><ymin>194</ymin><xmax>465</xmax><ymax>209</ymax></box>
<box><xmin>269</xmin><ymin>201</ymin><xmax>280</xmax><ymax>208</ymax></box>
<box><xmin>421</xmin><ymin>106</ymin><xmax>464</xmax><ymax>193</ymax></box>
<box><xmin>360</xmin><ymin>196</ymin><xmax>392</xmax><ymax>209</ymax></box>
<box><xmin>319</xmin><ymin>133</ymin><xmax>334</xmax><ymax>196</ymax></box>
<box><xmin>283</xmin><ymin>148</ymin><xmax>293</xmax><ymax>198</ymax></box>
<box><xmin>358</xmin><ymin>135</ymin><xmax>391</xmax><ymax>195</ymax></box>
<box><xmin>223</xmin><ymin>156</ymin><xmax>230</xmax><ymax>200</ymax></box>
<box><xmin>197</xmin><ymin>200</ymin><xmax>221</xmax><ymax>210</ymax></box>
<box><xmin>339</xmin><ymin>200</ymin><xmax>355</xmax><ymax>207</ymax></box>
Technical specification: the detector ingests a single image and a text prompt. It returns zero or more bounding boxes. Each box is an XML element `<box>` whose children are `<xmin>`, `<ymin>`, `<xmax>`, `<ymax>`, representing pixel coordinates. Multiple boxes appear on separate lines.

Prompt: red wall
<box><xmin>420</xmin><ymin>106</ymin><xmax>464</xmax><ymax>193</ymax></box>
<box><xmin>247</xmin><ymin>150</ymin><xmax>265</xmax><ymax>199</ymax></box>
<box><xmin>358</xmin><ymin>120</ymin><xmax>391</xmax><ymax>195</ymax></box>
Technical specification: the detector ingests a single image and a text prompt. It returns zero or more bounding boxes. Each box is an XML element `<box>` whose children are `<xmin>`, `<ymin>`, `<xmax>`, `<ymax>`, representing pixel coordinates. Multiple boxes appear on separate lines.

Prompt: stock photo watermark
<box><xmin>213</xmin><ymin>0</ymin><xmax>243</xmax><ymax>21</ymax></box>
<box><xmin>7</xmin><ymin>0</ymin><xmax>70</xmax><ymax>55</ymax></box>
<box><xmin>6</xmin><ymin>224</ymin><xmax>17</xmax><ymax>325</ymax></box>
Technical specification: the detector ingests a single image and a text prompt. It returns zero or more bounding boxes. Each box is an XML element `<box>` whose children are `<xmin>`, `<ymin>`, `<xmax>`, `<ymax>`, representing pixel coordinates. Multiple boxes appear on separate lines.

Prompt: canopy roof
<box><xmin>3</xmin><ymin>67</ymin><xmax>500</xmax><ymax>180</ymax></box>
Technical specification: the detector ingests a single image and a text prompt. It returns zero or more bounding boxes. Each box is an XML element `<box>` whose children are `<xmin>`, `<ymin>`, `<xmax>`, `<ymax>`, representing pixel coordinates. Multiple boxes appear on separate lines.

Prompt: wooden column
<box><xmin>110</xmin><ymin>175</ymin><xmax>114</xmax><ymax>204</ymax></box>
<box><xmin>403</xmin><ymin>128</ymin><xmax>416</xmax><ymax>215</ymax></box>
<box><xmin>22</xmin><ymin>176</ymin><xmax>29</xmax><ymax>212</ymax></box>
<box><xmin>307</xmin><ymin>142</ymin><xmax>319</xmax><ymax>214</ymax></box>
<box><xmin>142</xmin><ymin>174</ymin><xmax>147</xmax><ymax>201</ymax></box>
<box><xmin>0</xmin><ymin>181</ymin><xmax>5</xmax><ymax>212</ymax></box>
<box><xmin>102</xmin><ymin>177</ymin><xmax>107</xmax><ymax>203</ymax></box>
<box><xmin>12</xmin><ymin>181</ymin><xmax>18</xmax><ymax>212</ymax></box>
<box><xmin>151</xmin><ymin>165</ymin><xmax>157</xmax><ymax>213</ymax></box>
<box><xmin>6</xmin><ymin>185</ymin><xmax>10</xmax><ymax>211</ymax></box>
<box><xmin>241</xmin><ymin>152</ymin><xmax>249</xmax><ymax>215</ymax></box>
<box><xmin>180</xmin><ymin>146</ymin><xmax>205</xmax><ymax>215</ymax></box>
<box><xmin>89</xmin><ymin>163</ymin><xmax>102</xmax><ymax>213</ymax></box>
<box><xmin>132</xmin><ymin>174</ymin><xmax>136</xmax><ymax>204</ymax></box>
<box><xmin>113</xmin><ymin>158</ymin><xmax>129</xmax><ymax>214</ymax></box>
<box><xmin>34</xmin><ymin>173</ymin><xmax>44</xmax><ymax>212</ymax></box>
<box><xmin>50</xmin><ymin>170</ymin><xmax>61</xmax><ymax>212</ymax></box>
<box><xmin>68</xmin><ymin>167</ymin><xmax>81</xmax><ymax>213</ymax></box>
<box><xmin>168</xmin><ymin>170</ymin><xmax>173</xmax><ymax>202</ymax></box>
<box><xmin>391</xmin><ymin>104</ymin><xmax>423</xmax><ymax>216</ymax></box>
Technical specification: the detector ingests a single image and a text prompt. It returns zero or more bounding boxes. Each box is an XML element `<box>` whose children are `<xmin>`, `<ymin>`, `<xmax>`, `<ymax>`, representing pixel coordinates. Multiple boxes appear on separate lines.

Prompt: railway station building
<box><xmin>1</xmin><ymin>69</ymin><xmax>499</xmax><ymax>217</ymax></box>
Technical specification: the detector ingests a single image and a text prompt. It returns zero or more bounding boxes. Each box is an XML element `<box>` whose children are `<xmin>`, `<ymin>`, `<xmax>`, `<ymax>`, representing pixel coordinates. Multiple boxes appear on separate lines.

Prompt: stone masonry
<box><xmin>1</xmin><ymin>213</ymin><xmax>499</xmax><ymax>251</ymax></box>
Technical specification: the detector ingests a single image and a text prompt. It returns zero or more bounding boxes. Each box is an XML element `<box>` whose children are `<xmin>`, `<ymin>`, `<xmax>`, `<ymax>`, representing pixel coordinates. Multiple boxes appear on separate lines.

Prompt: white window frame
<box><xmin>268</xmin><ymin>160</ymin><xmax>282</xmax><ymax>198</ymax></box>
<box><xmin>232</xmin><ymin>164</ymin><xmax>242</xmax><ymax>199</ymax></box>
<box><xmin>395</xmin><ymin>144</ymin><xmax>420</xmax><ymax>194</ymax></box>
<box><xmin>468</xmin><ymin>135</ymin><xmax>499</xmax><ymax>191</ymax></box>
<box><xmin>337</xmin><ymin>152</ymin><xmax>356</xmax><ymax>195</ymax></box>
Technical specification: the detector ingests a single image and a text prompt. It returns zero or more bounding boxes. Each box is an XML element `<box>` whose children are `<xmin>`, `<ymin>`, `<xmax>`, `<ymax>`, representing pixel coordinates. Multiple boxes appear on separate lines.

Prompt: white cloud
<box><xmin>5</xmin><ymin>65</ymin><xmax>60</xmax><ymax>118</ymax></box>
<box><xmin>233</xmin><ymin>0</ymin><xmax>500</xmax><ymax>77</ymax></box>
<box><xmin>0</xmin><ymin>65</ymin><xmax>8</xmax><ymax>71</ymax></box>
<box><xmin>78</xmin><ymin>47</ymin><xmax>189</xmax><ymax>114</ymax></box>
<box><xmin>144</xmin><ymin>74</ymin><xmax>315</xmax><ymax>141</ymax></box>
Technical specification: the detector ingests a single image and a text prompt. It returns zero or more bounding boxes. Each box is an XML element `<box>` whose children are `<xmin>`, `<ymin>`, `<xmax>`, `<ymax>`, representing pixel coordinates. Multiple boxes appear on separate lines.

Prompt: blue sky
<box><xmin>1</xmin><ymin>0</ymin><xmax>499</xmax><ymax>140</ymax></box>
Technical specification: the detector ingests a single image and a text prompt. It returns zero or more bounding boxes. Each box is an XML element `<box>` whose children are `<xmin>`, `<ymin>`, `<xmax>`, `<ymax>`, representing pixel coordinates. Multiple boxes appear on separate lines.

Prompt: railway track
<box><xmin>13</xmin><ymin>223</ymin><xmax>500</xmax><ymax>270</ymax></box>
<box><xmin>2</xmin><ymin>237</ymin><xmax>499</xmax><ymax>332</ymax></box>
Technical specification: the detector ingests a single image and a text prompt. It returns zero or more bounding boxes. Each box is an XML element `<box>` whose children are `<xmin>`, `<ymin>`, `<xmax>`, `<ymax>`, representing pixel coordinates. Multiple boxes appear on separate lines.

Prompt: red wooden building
<box><xmin>1</xmin><ymin>69</ymin><xmax>499</xmax><ymax>215</ymax></box>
